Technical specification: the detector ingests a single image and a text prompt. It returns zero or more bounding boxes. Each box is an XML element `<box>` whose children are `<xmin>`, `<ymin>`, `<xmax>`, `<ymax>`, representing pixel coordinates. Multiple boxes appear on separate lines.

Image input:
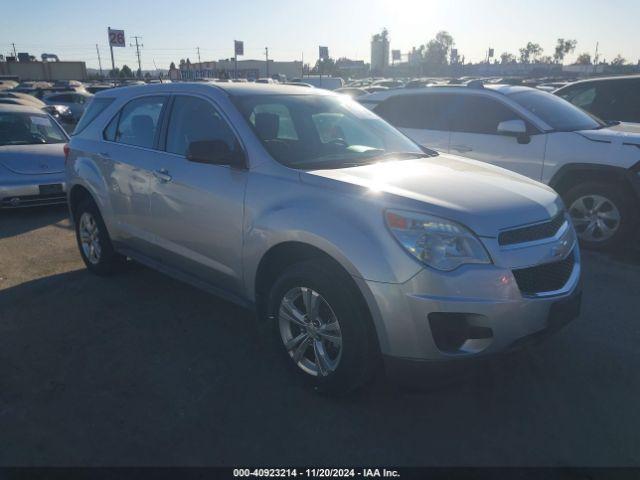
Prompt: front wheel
<box><xmin>564</xmin><ymin>182</ymin><xmax>637</xmax><ymax>251</ymax></box>
<box><xmin>267</xmin><ymin>259</ymin><xmax>378</xmax><ymax>394</ymax></box>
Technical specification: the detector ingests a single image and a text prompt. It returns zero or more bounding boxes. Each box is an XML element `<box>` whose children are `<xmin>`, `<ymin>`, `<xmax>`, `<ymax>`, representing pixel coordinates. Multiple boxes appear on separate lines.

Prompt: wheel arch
<box><xmin>254</xmin><ymin>241</ymin><xmax>359</xmax><ymax>314</ymax></box>
<box><xmin>68</xmin><ymin>184</ymin><xmax>95</xmax><ymax>220</ymax></box>
<box><xmin>253</xmin><ymin>240</ymin><xmax>383</xmax><ymax>355</ymax></box>
<box><xmin>549</xmin><ymin>163</ymin><xmax>638</xmax><ymax>201</ymax></box>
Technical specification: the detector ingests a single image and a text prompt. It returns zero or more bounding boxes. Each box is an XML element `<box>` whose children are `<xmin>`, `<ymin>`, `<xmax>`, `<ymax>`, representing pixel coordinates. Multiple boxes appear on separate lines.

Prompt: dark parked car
<box><xmin>555</xmin><ymin>75</ymin><xmax>640</xmax><ymax>124</ymax></box>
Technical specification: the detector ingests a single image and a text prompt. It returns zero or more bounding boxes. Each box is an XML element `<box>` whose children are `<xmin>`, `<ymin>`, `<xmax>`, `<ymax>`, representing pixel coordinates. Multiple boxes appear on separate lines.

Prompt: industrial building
<box><xmin>370</xmin><ymin>31</ymin><xmax>390</xmax><ymax>75</ymax></box>
<box><xmin>0</xmin><ymin>54</ymin><xmax>87</xmax><ymax>81</ymax></box>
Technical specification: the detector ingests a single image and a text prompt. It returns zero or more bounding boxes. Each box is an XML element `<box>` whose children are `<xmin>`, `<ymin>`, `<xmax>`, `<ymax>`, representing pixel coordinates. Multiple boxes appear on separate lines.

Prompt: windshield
<box><xmin>0</xmin><ymin>112</ymin><xmax>67</xmax><ymax>146</ymax></box>
<box><xmin>508</xmin><ymin>90</ymin><xmax>605</xmax><ymax>132</ymax></box>
<box><xmin>236</xmin><ymin>94</ymin><xmax>430</xmax><ymax>169</ymax></box>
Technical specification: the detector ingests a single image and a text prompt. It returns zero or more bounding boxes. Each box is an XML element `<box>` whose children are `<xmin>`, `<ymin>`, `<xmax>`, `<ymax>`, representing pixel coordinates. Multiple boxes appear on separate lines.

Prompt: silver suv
<box><xmin>66</xmin><ymin>83</ymin><xmax>581</xmax><ymax>393</ymax></box>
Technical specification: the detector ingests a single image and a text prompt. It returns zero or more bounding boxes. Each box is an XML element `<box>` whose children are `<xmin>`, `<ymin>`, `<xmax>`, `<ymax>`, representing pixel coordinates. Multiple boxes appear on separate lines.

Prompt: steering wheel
<box><xmin>326</xmin><ymin>138</ymin><xmax>348</xmax><ymax>149</ymax></box>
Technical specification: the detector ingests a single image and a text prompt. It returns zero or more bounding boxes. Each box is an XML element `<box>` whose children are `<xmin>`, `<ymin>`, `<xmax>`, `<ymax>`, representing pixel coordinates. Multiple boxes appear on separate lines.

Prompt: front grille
<box><xmin>512</xmin><ymin>252</ymin><xmax>575</xmax><ymax>296</ymax></box>
<box><xmin>1</xmin><ymin>193</ymin><xmax>66</xmax><ymax>208</ymax></box>
<box><xmin>499</xmin><ymin>213</ymin><xmax>566</xmax><ymax>246</ymax></box>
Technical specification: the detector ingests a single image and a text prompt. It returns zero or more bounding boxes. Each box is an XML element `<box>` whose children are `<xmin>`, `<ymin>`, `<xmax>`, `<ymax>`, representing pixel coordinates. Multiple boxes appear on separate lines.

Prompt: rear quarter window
<box><xmin>72</xmin><ymin>97</ymin><xmax>115</xmax><ymax>135</ymax></box>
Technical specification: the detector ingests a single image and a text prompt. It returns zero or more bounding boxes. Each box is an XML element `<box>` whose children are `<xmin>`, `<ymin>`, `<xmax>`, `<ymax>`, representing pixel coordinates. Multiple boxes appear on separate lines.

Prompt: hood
<box><xmin>576</xmin><ymin>122</ymin><xmax>640</xmax><ymax>146</ymax></box>
<box><xmin>0</xmin><ymin>143</ymin><xmax>65</xmax><ymax>175</ymax></box>
<box><xmin>303</xmin><ymin>154</ymin><xmax>562</xmax><ymax>237</ymax></box>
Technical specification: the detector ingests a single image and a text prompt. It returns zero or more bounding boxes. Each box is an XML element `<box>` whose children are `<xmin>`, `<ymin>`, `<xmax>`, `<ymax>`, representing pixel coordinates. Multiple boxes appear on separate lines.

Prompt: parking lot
<box><xmin>1</xmin><ymin>206</ymin><xmax>639</xmax><ymax>466</ymax></box>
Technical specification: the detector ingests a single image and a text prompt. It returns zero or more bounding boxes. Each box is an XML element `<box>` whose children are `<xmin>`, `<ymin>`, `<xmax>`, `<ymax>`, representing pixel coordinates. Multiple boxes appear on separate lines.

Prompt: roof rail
<box><xmin>466</xmin><ymin>79</ymin><xmax>485</xmax><ymax>89</ymax></box>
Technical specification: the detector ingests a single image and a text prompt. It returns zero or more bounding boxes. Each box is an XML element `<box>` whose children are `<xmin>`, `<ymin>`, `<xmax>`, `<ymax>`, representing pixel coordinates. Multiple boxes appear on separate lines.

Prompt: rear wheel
<box><xmin>267</xmin><ymin>259</ymin><xmax>378</xmax><ymax>394</ymax></box>
<box><xmin>74</xmin><ymin>198</ymin><xmax>126</xmax><ymax>275</ymax></box>
<box><xmin>564</xmin><ymin>182</ymin><xmax>636</xmax><ymax>250</ymax></box>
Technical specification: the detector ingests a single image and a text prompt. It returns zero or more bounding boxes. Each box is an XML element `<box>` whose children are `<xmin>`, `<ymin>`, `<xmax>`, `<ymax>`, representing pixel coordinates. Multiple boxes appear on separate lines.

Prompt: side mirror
<box><xmin>497</xmin><ymin>119</ymin><xmax>530</xmax><ymax>144</ymax></box>
<box><xmin>186</xmin><ymin>140</ymin><xmax>245</xmax><ymax>168</ymax></box>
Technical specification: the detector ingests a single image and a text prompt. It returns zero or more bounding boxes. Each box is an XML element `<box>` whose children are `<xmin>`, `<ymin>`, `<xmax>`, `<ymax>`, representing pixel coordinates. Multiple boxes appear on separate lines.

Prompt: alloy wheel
<box><xmin>79</xmin><ymin>212</ymin><xmax>102</xmax><ymax>264</ymax></box>
<box><xmin>569</xmin><ymin>194</ymin><xmax>621</xmax><ymax>243</ymax></box>
<box><xmin>278</xmin><ymin>286</ymin><xmax>343</xmax><ymax>377</ymax></box>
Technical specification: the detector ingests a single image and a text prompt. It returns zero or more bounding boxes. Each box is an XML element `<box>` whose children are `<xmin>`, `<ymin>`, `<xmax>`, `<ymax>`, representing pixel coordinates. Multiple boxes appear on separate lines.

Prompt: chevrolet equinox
<box><xmin>66</xmin><ymin>83</ymin><xmax>581</xmax><ymax>393</ymax></box>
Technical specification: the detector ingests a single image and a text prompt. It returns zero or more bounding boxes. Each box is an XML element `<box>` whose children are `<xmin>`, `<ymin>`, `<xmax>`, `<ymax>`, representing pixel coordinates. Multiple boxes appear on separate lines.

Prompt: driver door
<box><xmin>146</xmin><ymin>94</ymin><xmax>248</xmax><ymax>295</ymax></box>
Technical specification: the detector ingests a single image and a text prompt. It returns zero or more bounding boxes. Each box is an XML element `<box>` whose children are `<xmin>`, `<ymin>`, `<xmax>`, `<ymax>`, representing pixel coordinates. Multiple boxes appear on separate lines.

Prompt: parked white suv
<box><xmin>359</xmin><ymin>85</ymin><xmax>640</xmax><ymax>250</ymax></box>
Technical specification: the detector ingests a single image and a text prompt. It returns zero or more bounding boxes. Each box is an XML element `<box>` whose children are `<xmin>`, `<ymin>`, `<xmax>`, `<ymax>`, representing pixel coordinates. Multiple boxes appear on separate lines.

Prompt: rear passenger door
<box><xmin>100</xmin><ymin>95</ymin><xmax>169</xmax><ymax>253</ymax></box>
<box><xmin>147</xmin><ymin>94</ymin><xmax>248</xmax><ymax>295</ymax></box>
<box><xmin>374</xmin><ymin>93</ymin><xmax>452</xmax><ymax>152</ymax></box>
<box><xmin>447</xmin><ymin>94</ymin><xmax>546</xmax><ymax>180</ymax></box>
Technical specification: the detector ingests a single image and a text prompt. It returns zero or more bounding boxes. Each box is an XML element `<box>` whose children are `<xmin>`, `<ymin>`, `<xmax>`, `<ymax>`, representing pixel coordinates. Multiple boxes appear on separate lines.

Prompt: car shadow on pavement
<box><xmin>2</xmin><ymin>257</ymin><xmax>640</xmax><ymax>466</ymax></box>
<box><xmin>0</xmin><ymin>205</ymin><xmax>70</xmax><ymax>240</ymax></box>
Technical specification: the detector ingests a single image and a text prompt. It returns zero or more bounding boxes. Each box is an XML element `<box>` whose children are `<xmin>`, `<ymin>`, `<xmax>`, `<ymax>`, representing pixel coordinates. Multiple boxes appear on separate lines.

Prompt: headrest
<box><xmin>254</xmin><ymin>112</ymin><xmax>280</xmax><ymax>140</ymax></box>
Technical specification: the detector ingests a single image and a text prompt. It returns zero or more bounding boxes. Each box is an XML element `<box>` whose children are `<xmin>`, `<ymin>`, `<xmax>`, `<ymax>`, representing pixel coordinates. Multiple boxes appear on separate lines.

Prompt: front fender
<box><xmin>242</xmin><ymin>194</ymin><xmax>423</xmax><ymax>301</ymax></box>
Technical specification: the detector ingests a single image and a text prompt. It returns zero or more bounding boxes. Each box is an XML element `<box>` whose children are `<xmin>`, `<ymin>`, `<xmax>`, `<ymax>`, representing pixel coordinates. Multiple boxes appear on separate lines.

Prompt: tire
<box><xmin>266</xmin><ymin>258</ymin><xmax>379</xmax><ymax>394</ymax></box>
<box><xmin>563</xmin><ymin>181</ymin><xmax>637</xmax><ymax>251</ymax></box>
<box><xmin>74</xmin><ymin>198</ymin><xmax>126</xmax><ymax>275</ymax></box>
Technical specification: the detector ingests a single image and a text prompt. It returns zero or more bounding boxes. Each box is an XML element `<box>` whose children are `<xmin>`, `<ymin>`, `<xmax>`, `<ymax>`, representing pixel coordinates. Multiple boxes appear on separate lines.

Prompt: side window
<box><xmin>570</xmin><ymin>86</ymin><xmax>597</xmax><ymax>110</ymax></box>
<box><xmin>248</xmin><ymin>103</ymin><xmax>298</xmax><ymax>140</ymax></box>
<box><xmin>449</xmin><ymin>95</ymin><xmax>522</xmax><ymax>135</ymax></box>
<box><xmin>103</xmin><ymin>112</ymin><xmax>119</xmax><ymax>141</ymax></box>
<box><xmin>114</xmin><ymin>96</ymin><xmax>166</xmax><ymax>149</ymax></box>
<box><xmin>375</xmin><ymin>94</ymin><xmax>451</xmax><ymax>130</ymax></box>
<box><xmin>165</xmin><ymin>96</ymin><xmax>238</xmax><ymax>156</ymax></box>
<box><xmin>607</xmin><ymin>81</ymin><xmax>640</xmax><ymax>122</ymax></box>
<box><xmin>73</xmin><ymin>97</ymin><xmax>114</xmax><ymax>135</ymax></box>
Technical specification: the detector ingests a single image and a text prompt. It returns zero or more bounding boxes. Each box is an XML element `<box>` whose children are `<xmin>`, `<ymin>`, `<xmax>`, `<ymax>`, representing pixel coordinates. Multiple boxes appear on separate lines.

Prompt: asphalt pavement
<box><xmin>1</xmin><ymin>207</ymin><xmax>639</xmax><ymax>466</ymax></box>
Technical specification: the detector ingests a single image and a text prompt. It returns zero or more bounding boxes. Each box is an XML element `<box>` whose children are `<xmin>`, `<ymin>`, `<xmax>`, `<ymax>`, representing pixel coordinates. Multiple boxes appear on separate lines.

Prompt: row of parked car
<box><xmin>0</xmin><ymin>80</ymin><xmax>95</xmax><ymax>130</ymax></box>
<box><xmin>339</xmin><ymin>74</ymin><xmax>640</xmax><ymax>124</ymax></box>
<box><xmin>1</xmin><ymin>75</ymin><xmax>638</xmax><ymax>392</ymax></box>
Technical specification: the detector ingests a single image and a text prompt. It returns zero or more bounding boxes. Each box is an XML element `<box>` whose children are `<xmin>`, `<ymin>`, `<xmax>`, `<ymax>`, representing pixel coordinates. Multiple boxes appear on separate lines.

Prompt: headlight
<box><xmin>385</xmin><ymin>209</ymin><xmax>491</xmax><ymax>271</ymax></box>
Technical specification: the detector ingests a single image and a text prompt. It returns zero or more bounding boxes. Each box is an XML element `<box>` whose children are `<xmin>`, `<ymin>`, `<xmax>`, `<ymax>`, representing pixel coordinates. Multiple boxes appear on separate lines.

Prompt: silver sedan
<box><xmin>0</xmin><ymin>104</ymin><xmax>68</xmax><ymax>208</ymax></box>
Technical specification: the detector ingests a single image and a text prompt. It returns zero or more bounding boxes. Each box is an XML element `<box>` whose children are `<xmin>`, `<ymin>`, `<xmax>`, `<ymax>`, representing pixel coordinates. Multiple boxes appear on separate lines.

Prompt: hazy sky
<box><xmin>2</xmin><ymin>0</ymin><xmax>638</xmax><ymax>70</ymax></box>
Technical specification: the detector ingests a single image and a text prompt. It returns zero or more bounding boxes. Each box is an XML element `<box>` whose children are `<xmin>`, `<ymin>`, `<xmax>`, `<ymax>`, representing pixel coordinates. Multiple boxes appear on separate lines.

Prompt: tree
<box><xmin>423</xmin><ymin>30</ymin><xmax>454</xmax><ymax>65</ymax></box>
<box><xmin>500</xmin><ymin>52</ymin><xmax>516</xmax><ymax>64</ymax></box>
<box><xmin>519</xmin><ymin>42</ymin><xmax>543</xmax><ymax>63</ymax></box>
<box><xmin>312</xmin><ymin>57</ymin><xmax>337</xmax><ymax>75</ymax></box>
<box><xmin>575</xmin><ymin>53</ymin><xmax>591</xmax><ymax>65</ymax></box>
<box><xmin>553</xmin><ymin>38</ymin><xmax>577</xmax><ymax>63</ymax></box>
<box><xmin>120</xmin><ymin>64</ymin><xmax>133</xmax><ymax>78</ymax></box>
<box><xmin>371</xmin><ymin>28</ymin><xmax>389</xmax><ymax>43</ymax></box>
<box><xmin>611</xmin><ymin>54</ymin><xmax>627</xmax><ymax>66</ymax></box>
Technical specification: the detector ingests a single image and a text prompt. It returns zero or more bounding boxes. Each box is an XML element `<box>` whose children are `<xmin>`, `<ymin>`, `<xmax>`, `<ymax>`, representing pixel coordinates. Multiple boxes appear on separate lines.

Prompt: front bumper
<box><xmin>0</xmin><ymin>176</ymin><xmax>66</xmax><ymax>208</ymax></box>
<box><xmin>383</xmin><ymin>287</ymin><xmax>581</xmax><ymax>380</ymax></box>
<box><xmin>356</xmin><ymin>225</ymin><xmax>581</xmax><ymax>362</ymax></box>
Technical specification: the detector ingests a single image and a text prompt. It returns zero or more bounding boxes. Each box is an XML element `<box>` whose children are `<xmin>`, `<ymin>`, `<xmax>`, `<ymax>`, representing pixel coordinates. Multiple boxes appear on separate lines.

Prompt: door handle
<box><xmin>451</xmin><ymin>145</ymin><xmax>473</xmax><ymax>153</ymax></box>
<box><xmin>153</xmin><ymin>169</ymin><xmax>172</xmax><ymax>183</ymax></box>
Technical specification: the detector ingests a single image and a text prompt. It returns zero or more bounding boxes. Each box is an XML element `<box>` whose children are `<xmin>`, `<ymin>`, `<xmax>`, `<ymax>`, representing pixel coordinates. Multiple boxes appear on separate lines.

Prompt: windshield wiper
<box><xmin>294</xmin><ymin>151</ymin><xmax>433</xmax><ymax>171</ymax></box>
<box><xmin>362</xmin><ymin>151</ymin><xmax>434</xmax><ymax>161</ymax></box>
